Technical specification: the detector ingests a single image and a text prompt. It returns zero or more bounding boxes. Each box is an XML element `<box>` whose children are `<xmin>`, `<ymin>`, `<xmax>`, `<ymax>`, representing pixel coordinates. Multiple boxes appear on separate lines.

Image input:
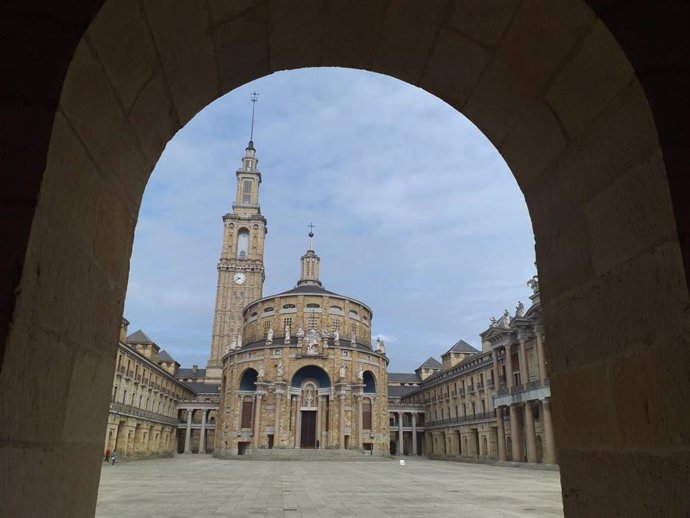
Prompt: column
<box><xmin>496</xmin><ymin>406</ymin><xmax>507</xmax><ymax>461</ymax></box>
<box><xmin>294</xmin><ymin>396</ymin><xmax>301</xmax><ymax>449</ymax></box>
<box><xmin>411</xmin><ymin>413</ymin><xmax>417</xmax><ymax>455</ymax></box>
<box><xmin>491</xmin><ymin>350</ymin><xmax>500</xmax><ymax>387</ymax></box>
<box><xmin>542</xmin><ymin>398</ymin><xmax>557</xmax><ymax>464</ymax></box>
<box><xmin>518</xmin><ymin>335</ymin><xmax>529</xmax><ymax>386</ymax></box>
<box><xmin>357</xmin><ymin>396</ymin><xmax>363</xmax><ymax>448</ymax></box>
<box><xmin>184</xmin><ymin>409</ymin><xmax>192</xmax><ymax>453</ymax></box>
<box><xmin>509</xmin><ymin>404</ymin><xmax>521</xmax><ymax>461</ymax></box>
<box><xmin>274</xmin><ymin>392</ymin><xmax>282</xmax><ymax>445</ymax></box>
<box><xmin>338</xmin><ymin>393</ymin><xmax>345</xmax><ymax>449</ymax></box>
<box><xmin>505</xmin><ymin>344</ymin><xmax>514</xmax><ymax>388</ymax></box>
<box><xmin>524</xmin><ymin>401</ymin><xmax>537</xmax><ymax>463</ymax></box>
<box><xmin>535</xmin><ymin>327</ymin><xmax>547</xmax><ymax>382</ymax></box>
<box><xmin>253</xmin><ymin>393</ymin><xmax>262</xmax><ymax>448</ymax></box>
<box><xmin>397</xmin><ymin>412</ymin><xmax>404</xmax><ymax>455</ymax></box>
<box><xmin>315</xmin><ymin>396</ymin><xmax>322</xmax><ymax>449</ymax></box>
<box><xmin>199</xmin><ymin>409</ymin><xmax>207</xmax><ymax>453</ymax></box>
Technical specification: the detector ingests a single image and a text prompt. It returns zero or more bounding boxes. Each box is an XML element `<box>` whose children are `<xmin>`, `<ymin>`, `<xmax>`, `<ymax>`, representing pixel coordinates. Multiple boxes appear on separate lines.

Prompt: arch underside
<box><xmin>1</xmin><ymin>2</ymin><xmax>689</xmax><ymax>517</ymax></box>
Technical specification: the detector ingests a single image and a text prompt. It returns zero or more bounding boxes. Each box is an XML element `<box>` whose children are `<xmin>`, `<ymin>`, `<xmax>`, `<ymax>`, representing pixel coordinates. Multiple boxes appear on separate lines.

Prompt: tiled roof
<box><xmin>158</xmin><ymin>349</ymin><xmax>176</xmax><ymax>363</ymax></box>
<box><xmin>388</xmin><ymin>385</ymin><xmax>419</xmax><ymax>398</ymax></box>
<box><xmin>446</xmin><ymin>339</ymin><xmax>479</xmax><ymax>354</ymax></box>
<box><xmin>126</xmin><ymin>329</ymin><xmax>153</xmax><ymax>344</ymax></box>
<box><xmin>183</xmin><ymin>382</ymin><xmax>220</xmax><ymax>394</ymax></box>
<box><xmin>388</xmin><ymin>372</ymin><xmax>421</xmax><ymax>383</ymax></box>
<box><xmin>177</xmin><ymin>367</ymin><xmax>207</xmax><ymax>378</ymax></box>
<box><xmin>418</xmin><ymin>357</ymin><xmax>442</xmax><ymax>369</ymax></box>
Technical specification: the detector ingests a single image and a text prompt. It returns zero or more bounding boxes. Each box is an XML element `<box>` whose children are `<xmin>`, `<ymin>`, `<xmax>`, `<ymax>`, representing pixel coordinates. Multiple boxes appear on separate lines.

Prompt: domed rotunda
<box><xmin>216</xmin><ymin>232</ymin><xmax>389</xmax><ymax>456</ymax></box>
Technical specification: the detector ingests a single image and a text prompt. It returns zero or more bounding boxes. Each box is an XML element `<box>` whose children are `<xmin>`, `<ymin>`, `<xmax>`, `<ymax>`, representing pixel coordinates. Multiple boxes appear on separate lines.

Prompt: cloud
<box><xmin>124</xmin><ymin>68</ymin><xmax>536</xmax><ymax>371</ymax></box>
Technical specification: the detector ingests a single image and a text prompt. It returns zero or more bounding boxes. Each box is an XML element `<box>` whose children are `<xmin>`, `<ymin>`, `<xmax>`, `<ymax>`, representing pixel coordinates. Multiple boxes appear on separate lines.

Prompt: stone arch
<box><xmin>1</xmin><ymin>2</ymin><xmax>688</xmax><ymax>517</ymax></box>
<box><xmin>290</xmin><ymin>365</ymin><xmax>331</xmax><ymax>389</ymax></box>
<box><xmin>362</xmin><ymin>371</ymin><xmax>376</xmax><ymax>393</ymax></box>
<box><xmin>238</xmin><ymin>368</ymin><xmax>259</xmax><ymax>391</ymax></box>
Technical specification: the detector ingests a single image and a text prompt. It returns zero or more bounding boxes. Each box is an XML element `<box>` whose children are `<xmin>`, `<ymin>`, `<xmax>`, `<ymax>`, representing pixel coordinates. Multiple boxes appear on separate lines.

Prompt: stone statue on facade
<box><xmin>500</xmin><ymin>310</ymin><xmax>511</xmax><ymax>328</ymax></box>
<box><xmin>266</xmin><ymin>326</ymin><xmax>273</xmax><ymax>342</ymax></box>
<box><xmin>351</xmin><ymin>331</ymin><xmax>357</xmax><ymax>346</ymax></box>
<box><xmin>339</xmin><ymin>364</ymin><xmax>346</xmax><ymax>379</ymax></box>
<box><xmin>357</xmin><ymin>364</ymin><xmax>364</xmax><ymax>380</ymax></box>
<box><xmin>375</xmin><ymin>337</ymin><xmax>385</xmax><ymax>353</ymax></box>
<box><xmin>527</xmin><ymin>275</ymin><xmax>539</xmax><ymax>294</ymax></box>
<box><xmin>258</xmin><ymin>365</ymin><xmax>264</xmax><ymax>378</ymax></box>
<box><xmin>306</xmin><ymin>337</ymin><xmax>318</xmax><ymax>355</ymax></box>
<box><xmin>515</xmin><ymin>301</ymin><xmax>525</xmax><ymax>317</ymax></box>
<box><xmin>277</xmin><ymin>360</ymin><xmax>284</xmax><ymax>378</ymax></box>
<box><xmin>489</xmin><ymin>317</ymin><xmax>498</xmax><ymax>328</ymax></box>
<box><xmin>284</xmin><ymin>324</ymin><xmax>291</xmax><ymax>344</ymax></box>
<box><xmin>333</xmin><ymin>329</ymin><xmax>340</xmax><ymax>344</ymax></box>
<box><xmin>321</xmin><ymin>327</ymin><xmax>330</xmax><ymax>338</ymax></box>
<box><xmin>236</xmin><ymin>333</ymin><xmax>242</xmax><ymax>348</ymax></box>
<box><xmin>296</xmin><ymin>325</ymin><xmax>304</xmax><ymax>338</ymax></box>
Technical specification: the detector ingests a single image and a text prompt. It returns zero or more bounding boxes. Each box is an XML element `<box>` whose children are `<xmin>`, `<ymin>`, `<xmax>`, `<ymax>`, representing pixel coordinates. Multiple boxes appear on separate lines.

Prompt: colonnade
<box><xmin>179</xmin><ymin>406</ymin><xmax>217</xmax><ymax>454</ymax></box>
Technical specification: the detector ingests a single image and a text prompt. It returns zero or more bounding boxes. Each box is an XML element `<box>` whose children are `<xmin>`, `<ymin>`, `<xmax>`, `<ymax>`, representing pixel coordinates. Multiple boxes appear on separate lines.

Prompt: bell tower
<box><xmin>207</xmin><ymin>93</ymin><xmax>266</xmax><ymax>377</ymax></box>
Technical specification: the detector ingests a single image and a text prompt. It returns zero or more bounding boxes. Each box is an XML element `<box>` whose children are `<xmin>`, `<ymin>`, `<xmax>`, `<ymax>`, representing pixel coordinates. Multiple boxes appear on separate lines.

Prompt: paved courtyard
<box><xmin>95</xmin><ymin>456</ymin><xmax>563</xmax><ymax>518</ymax></box>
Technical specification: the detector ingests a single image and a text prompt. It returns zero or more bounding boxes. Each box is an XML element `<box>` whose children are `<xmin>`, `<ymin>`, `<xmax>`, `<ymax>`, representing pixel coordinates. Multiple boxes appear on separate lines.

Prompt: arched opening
<box><xmin>236</xmin><ymin>228</ymin><xmax>249</xmax><ymax>259</ymax></box>
<box><xmin>290</xmin><ymin>365</ymin><xmax>331</xmax><ymax>389</ymax></box>
<box><xmin>363</xmin><ymin>371</ymin><xmax>376</xmax><ymax>393</ymax></box>
<box><xmin>1</xmin><ymin>2</ymin><xmax>688</xmax><ymax>517</ymax></box>
<box><xmin>239</xmin><ymin>369</ymin><xmax>258</xmax><ymax>391</ymax></box>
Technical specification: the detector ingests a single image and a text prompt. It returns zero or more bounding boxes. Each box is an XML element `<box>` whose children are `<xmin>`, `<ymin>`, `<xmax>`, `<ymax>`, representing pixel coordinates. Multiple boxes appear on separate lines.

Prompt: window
<box><xmin>236</xmin><ymin>229</ymin><xmax>249</xmax><ymax>259</ymax></box>
<box><xmin>306</xmin><ymin>303</ymin><xmax>320</xmax><ymax>308</ymax></box>
<box><xmin>243</xmin><ymin>180</ymin><xmax>252</xmax><ymax>193</ymax></box>
<box><xmin>307</xmin><ymin>313</ymin><xmax>317</xmax><ymax>330</ymax></box>
<box><xmin>282</xmin><ymin>304</ymin><xmax>296</xmax><ymax>309</ymax></box>
<box><xmin>331</xmin><ymin>319</ymin><xmax>341</xmax><ymax>333</ymax></box>
<box><xmin>283</xmin><ymin>318</ymin><xmax>292</xmax><ymax>332</ymax></box>
<box><xmin>263</xmin><ymin>307</ymin><xmax>274</xmax><ymax>313</ymax></box>
<box><xmin>263</xmin><ymin>320</ymin><xmax>271</xmax><ymax>334</ymax></box>
<box><xmin>241</xmin><ymin>399</ymin><xmax>253</xmax><ymax>428</ymax></box>
<box><xmin>362</xmin><ymin>399</ymin><xmax>372</xmax><ymax>430</ymax></box>
<box><xmin>242</xmin><ymin>194</ymin><xmax>251</xmax><ymax>204</ymax></box>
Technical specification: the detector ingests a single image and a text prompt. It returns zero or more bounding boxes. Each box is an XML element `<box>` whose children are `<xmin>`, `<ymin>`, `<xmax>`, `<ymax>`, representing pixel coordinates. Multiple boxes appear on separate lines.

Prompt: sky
<box><xmin>124</xmin><ymin>67</ymin><xmax>536</xmax><ymax>373</ymax></box>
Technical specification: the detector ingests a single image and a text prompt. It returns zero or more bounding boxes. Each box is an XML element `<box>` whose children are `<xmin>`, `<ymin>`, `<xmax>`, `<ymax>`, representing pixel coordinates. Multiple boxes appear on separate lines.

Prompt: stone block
<box><xmin>447</xmin><ymin>0</ymin><xmax>520</xmax><ymax>50</ymax></box>
<box><xmin>322</xmin><ymin>0</ymin><xmax>385</xmax><ymax>69</ymax></box>
<box><xmin>143</xmin><ymin>0</ymin><xmax>219</xmax><ymax>125</ymax></box>
<box><xmin>559</xmin><ymin>449</ymin><xmax>690</xmax><ymax>517</ymax></box>
<box><xmin>268</xmin><ymin>0</ymin><xmax>326</xmax><ymax>71</ymax></box>
<box><xmin>62</xmin><ymin>348</ymin><xmax>115</xmax><ymax>444</ymax></box>
<box><xmin>214</xmin><ymin>4</ymin><xmax>270</xmax><ymax>93</ymax></box>
<box><xmin>420</xmin><ymin>28</ymin><xmax>490</xmax><ymax>110</ymax></box>
<box><xmin>88</xmin><ymin>0</ymin><xmax>159</xmax><ymax>112</ymax></box>
<box><xmin>525</xmin><ymin>81</ymin><xmax>660</xmax><ymax>234</ymax></box>
<box><xmin>499</xmin><ymin>101</ymin><xmax>567</xmax><ymax>191</ymax></box>
<box><xmin>0</xmin><ymin>322</ymin><xmax>73</xmax><ymax>443</ymax></box>
<box><xmin>0</xmin><ymin>442</ymin><xmax>103</xmax><ymax>518</ymax></box>
<box><xmin>585</xmin><ymin>150</ymin><xmax>677</xmax><ymax>277</ymax></box>
<box><xmin>463</xmin><ymin>0</ymin><xmax>594</xmax><ymax>144</ymax></box>
<box><xmin>546</xmin><ymin>20</ymin><xmax>634</xmax><ymax>140</ymax></box>
<box><xmin>549</xmin><ymin>363</ymin><xmax>621</xmax><ymax>450</ymax></box>
<box><xmin>544</xmin><ymin>241</ymin><xmax>687</xmax><ymax>373</ymax></box>
<box><xmin>59</xmin><ymin>39</ymin><xmax>149</xmax><ymax>217</ymax></box>
<box><xmin>41</xmin><ymin>112</ymin><xmax>102</xmax><ymax>250</ymax></box>
<box><xmin>609</xmin><ymin>340</ymin><xmax>690</xmax><ymax>448</ymax></box>
<box><xmin>126</xmin><ymin>70</ymin><xmax>178</xmax><ymax>172</ymax></box>
<box><xmin>372</xmin><ymin>0</ymin><xmax>450</xmax><ymax>85</ymax></box>
<box><xmin>535</xmin><ymin>214</ymin><xmax>594</xmax><ymax>301</ymax></box>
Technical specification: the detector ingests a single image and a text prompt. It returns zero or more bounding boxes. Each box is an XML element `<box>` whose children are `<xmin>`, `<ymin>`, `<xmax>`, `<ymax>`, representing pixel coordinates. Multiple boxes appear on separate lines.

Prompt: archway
<box><xmin>1</xmin><ymin>2</ymin><xmax>689</xmax><ymax>517</ymax></box>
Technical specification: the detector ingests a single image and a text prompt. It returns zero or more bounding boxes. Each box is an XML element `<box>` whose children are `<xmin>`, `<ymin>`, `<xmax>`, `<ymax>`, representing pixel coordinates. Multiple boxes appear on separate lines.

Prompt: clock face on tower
<box><xmin>233</xmin><ymin>272</ymin><xmax>246</xmax><ymax>285</ymax></box>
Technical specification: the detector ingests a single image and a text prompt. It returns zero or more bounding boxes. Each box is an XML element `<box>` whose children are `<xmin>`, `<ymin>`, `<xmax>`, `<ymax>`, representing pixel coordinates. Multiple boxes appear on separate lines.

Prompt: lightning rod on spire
<box><xmin>249</xmin><ymin>91</ymin><xmax>259</xmax><ymax>142</ymax></box>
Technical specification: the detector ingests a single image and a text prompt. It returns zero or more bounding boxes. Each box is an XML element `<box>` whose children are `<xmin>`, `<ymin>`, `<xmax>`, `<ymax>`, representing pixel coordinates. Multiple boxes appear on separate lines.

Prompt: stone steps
<box><xmin>229</xmin><ymin>449</ymin><xmax>392</xmax><ymax>461</ymax></box>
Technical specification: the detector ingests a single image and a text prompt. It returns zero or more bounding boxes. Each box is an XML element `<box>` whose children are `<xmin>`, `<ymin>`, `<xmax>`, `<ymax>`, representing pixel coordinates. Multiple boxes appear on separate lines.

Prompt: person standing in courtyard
<box><xmin>104</xmin><ymin>448</ymin><xmax>111</xmax><ymax>463</ymax></box>
<box><xmin>110</xmin><ymin>449</ymin><xmax>117</xmax><ymax>465</ymax></box>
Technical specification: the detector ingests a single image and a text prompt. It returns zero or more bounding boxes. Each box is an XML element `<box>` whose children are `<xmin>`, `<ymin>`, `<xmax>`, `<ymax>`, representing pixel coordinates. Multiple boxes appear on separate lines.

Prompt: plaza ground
<box><xmin>95</xmin><ymin>456</ymin><xmax>563</xmax><ymax>518</ymax></box>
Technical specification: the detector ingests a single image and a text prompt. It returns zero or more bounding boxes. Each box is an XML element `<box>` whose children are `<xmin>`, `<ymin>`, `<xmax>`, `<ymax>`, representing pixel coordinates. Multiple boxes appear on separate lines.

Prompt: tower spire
<box><xmin>297</xmin><ymin>225</ymin><xmax>322</xmax><ymax>287</ymax></box>
<box><xmin>249</xmin><ymin>91</ymin><xmax>259</xmax><ymax>146</ymax></box>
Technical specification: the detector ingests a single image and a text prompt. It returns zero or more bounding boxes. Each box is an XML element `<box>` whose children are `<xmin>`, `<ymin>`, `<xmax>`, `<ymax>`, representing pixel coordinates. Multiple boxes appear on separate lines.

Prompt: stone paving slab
<box><xmin>95</xmin><ymin>456</ymin><xmax>563</xmax><ymax>518</ymax></box>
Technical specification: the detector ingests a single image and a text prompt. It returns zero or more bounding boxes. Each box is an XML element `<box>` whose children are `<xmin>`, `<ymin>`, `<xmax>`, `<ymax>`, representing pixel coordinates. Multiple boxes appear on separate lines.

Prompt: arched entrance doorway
<box><xmin>1</xmin><ymin>2</ymin><xmax>689</xmax><ymax>517</ymax></box>
<box><xmin>290</xmin><ymin>366</ymin><xmax>331</xmax><ymax>449</ymax></box>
